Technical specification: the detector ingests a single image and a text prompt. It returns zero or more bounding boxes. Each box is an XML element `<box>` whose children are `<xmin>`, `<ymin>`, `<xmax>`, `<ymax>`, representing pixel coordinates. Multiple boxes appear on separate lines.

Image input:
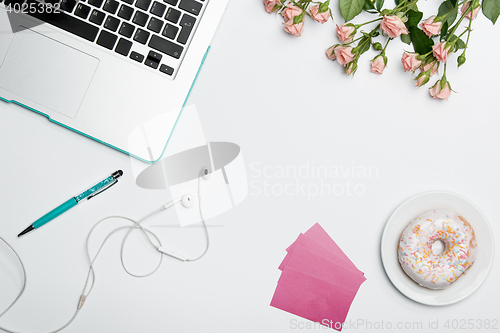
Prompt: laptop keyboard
<box><xmin>3</xmin><ymin>0</ymin><xmax>207</xmax><ymax>78</ymax></box>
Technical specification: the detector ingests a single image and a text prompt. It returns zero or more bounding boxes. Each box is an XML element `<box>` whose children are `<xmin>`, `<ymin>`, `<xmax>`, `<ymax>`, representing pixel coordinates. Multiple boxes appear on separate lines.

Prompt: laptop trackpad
<box><xmin>0</xmin><ymin>29</ymin><xmax>99</xmax><ymax>119</ymax></box>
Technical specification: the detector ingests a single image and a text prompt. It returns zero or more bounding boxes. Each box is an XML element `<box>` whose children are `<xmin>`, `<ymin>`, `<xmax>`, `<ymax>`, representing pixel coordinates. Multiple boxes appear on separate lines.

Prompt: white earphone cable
<box><xmin>0</xmin><ymin>178</ymin><xmax>210</xmax><ymax>333</ymax></box>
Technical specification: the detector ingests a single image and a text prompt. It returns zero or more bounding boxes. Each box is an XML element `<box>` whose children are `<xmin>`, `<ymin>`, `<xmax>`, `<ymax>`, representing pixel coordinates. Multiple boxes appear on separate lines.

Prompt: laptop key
<box><xmin>178</xmin><ymin>0</ymin><xmax>202</xmax><ymax>16</ymax></box>
<box><xmin>130</xmin><ymin>51</ymin><xmax>145</xmax><ymax>62</ymax></box>
<box><xmin>135</xmin><ymin>0</ymin><xmax>151</xmax><ymax>11</ymax></box>
<box><xmin>104</xmin><ymin>16</ymin><xmax>120</xmax><ymax>31</ymax></box>
<box><xmin>118</xmin><ymin>4</ymin><xmax>134</xmax><ymax>20</ymax></box>
<box><xmin>60</xmin><ymin>0</ymin><xmax>77</xmax><ymax>12</ymax></box>
<box><xmin>148</xmin><ymin>50</ymin><xmax>162</xmax><ymax>62</ymax></box>
<box><xmin>133</xmin><ymin>28</ymin><xmax>150</xmax><ymax>44</ymax></box>
<box><xmin>165</xmin><ymin>8</ymin><xmax>181</xmax><ymax>23</ymax></box>
<box><xmin>147</xmin><ymin>17</ymin><xmax>163</xmax><ymax>33</ymax></box>
<box><xmin>24</xmin><ymin>1</ymin><xmax>99</xmax><ymax>42</ymax></box>
<box><xmin>122</xmin><ymin>0</ymin><xmax>134</xmax><ymax>4</ymax></box>
<box><xmin>103</xmin><ymin>0</ymin><xmax>119</xmax><ymax>14</ymax></box>
<box><xmin>115</xmin><ymin>38</ymin><xmax>133</xmax><ymax>56</ymax></box>
<box><xmin>132</xmin><ymin>11</ymin><xmax>149</xmax><ymax>27</ymax></box>
<box><xmin>163</xmin><ymin>0</ymin><xmax>177</xmax><ymax>5</ymax></box>
<box><xmin>162</xmin><ymin>24</ymin><xmax>178</xmax><ymax>39</ymax></box>
<box><xmin>145</xmin><ymin>58</ymin><xmax>159</xmax><ymax>69</ymax></box>
<box><xmin>119</xmin><ymin>22</ymin><xmax>135</xmax><ymax>38</ymax></box>
<box><xmin>177</xmin><ymin>14</ymin><xmax>195</xmax><ymax>45</ymax></box>
<box><xmin>148</xmin><ymin>35</ymin><xmax>183</xmax><ymax>59</ymax></box>
<box><xmin>159</xmin><ymin>64</ymin><xmax>174</xmax><ymax>75</ymax></box>
<box><xmin>150</xmin><ymin>1</ymin><xmax>166</xmax><ymax>16</ymax></box>
<box><xmin>96</xmin><ymin>30</ymin><xmax>118</xmax><ymax>49</ymax></box>
<box><xmin>89</xmin><ymin>9</ymin><xmax>106</xmax><ymax>25</ymax></box>
<box><xmin>74</xmin><ymin>4</ymin><xmax>92</xmax><ymax>19</ymax></box>
<box><xmin>88</xmin><ymin>0</ymin><xmax>103</xmax><ymax>7</ymax></box>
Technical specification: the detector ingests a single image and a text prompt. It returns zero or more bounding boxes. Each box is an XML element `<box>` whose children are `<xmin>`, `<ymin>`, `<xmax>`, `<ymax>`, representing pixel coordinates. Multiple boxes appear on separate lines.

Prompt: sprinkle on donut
<box><xmin>398</xmin><ymin>210</ymin><xmax>477</xmax><ymax>290</ymax></box>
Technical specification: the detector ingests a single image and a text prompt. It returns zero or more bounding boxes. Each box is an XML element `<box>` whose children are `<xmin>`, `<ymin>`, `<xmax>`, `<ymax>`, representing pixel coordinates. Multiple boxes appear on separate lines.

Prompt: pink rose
<box><xmin>420</xmin><ymin>16</ymin><xmax>442</xmax><ymax>37</ymax></box>
<box><xmin>263</xmin><ymin>0</ymin><xmax>281</xmax><ymax>13</ymax></box>
<box><xmin>284</xmin><ymin>19</ymin><xmax>304</xmax><ymax>37</ymax></box>
<box><xmin>432</xmin><ymin>42</ymin><xmax>452</xmax><ymax>62</ymax></box>
<box><xmin>334</xmin><ymin>46</ymin><xmax>354</xmax><ymax>66</ymax></box>
<box><xmin>380</xmin><ymin>15</ymin><xmax>408</xmax><ymax>38</ymax></box>
<box><xmin>429</xmin><ymin>81</ymin><xmax>452</xmax><ymax>100</ymax></box>
<box><xmin>461</xmin><ymin>1</ymin><xmax>480</xmax><ymax>20</ymax></box>
<box><xmin>401</xmin><ymin>52</ymin><xmax>422</xmax><ymax>72</ymax></box>
<box><xmin>346</xmin><ymin>61</ymin><xmax>357</xmax><ymax>75</ymax></box>
<box><xmin>336</xmin><ymin>23</ymin><xmax>356</xmax><ymax>43</ymax></box>
<box><xmin>415</xmin><ymin>72</ymin><xmax>430</xmax><ymax>87</ymax></box>
<box><xmin>309</xmin><ymin>4</ymin><xmax>330</xmax><ymax>23</ymax></box>
<box><xmin>370</xmin><ymin>55</ymin><xmax>386</xmax><ymax>74</ymax></box>
<box><xmin>421</xmin><ymin>60</ymin><xmax>438</xmax><ymax>76</ymax></box>
<box><xmin>326</xmin><ymin>45</ymin><xmax>336</xmax><ymax>60</ymax></box>
<box><xmin>281</xmin><ymin>4</ymin><xmax>302</xmax><ymax>22</ymax></box>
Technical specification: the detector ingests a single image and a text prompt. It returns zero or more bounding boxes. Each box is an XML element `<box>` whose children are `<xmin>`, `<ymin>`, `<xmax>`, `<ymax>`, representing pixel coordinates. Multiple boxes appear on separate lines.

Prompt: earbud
<box><xmin>181</xmin><ymin>194</ymin><xmax>195</xmax><ymax>209</ymax></box>
<box><xmin>202</xmin><ymin>167</ymin><xmax>211</xmax><ymax>180</ymax></box>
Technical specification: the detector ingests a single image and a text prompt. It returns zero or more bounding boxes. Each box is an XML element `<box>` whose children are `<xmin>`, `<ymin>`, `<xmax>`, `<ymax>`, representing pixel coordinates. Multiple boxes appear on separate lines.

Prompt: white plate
<box><xmin>381</xmin><ymin>191</ymin><xmax>495</xmax><ymax>306</ymax></box>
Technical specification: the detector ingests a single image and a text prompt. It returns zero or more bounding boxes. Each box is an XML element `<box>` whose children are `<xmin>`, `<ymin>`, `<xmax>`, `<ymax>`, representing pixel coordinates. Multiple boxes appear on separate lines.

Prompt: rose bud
<box><xmin>461</xmin><ymin>1</ymin><xmax>480</xmax><ymax>20</ymax></box>
<box><xmin>346</xmin><ymin>61</ymin><xmax>358</xmax><ymax>75</ymax></box>
<box><xmin>326</xmin><ymin>45</ymin><xmax>337</xmax><ymax>60</ymax></box>
<box><xmin>429</xmin><ymin>80</ymin><xmax>452</xmax><ymax>100</ymax></box>
<box><xmin>415</xmin><ymin>71</ymin><xmax>430</xmax><ymax>87</ymax></box>
<box><xmin>309</xmin><ymin>3</ymin><xmax>331</xmax><ymax>24</ymax></box>
<box><xmin>432</xmin><ymin>42</ymin><xmax>452</xmax><ymax>62</ymax></box>
<box><xmin>371</xmin><ymin>55</ymin><xmax>387</xmax><ymax>74</ymax></box>
<box><xmin>420</xmin><ymin>16</ymin><xmax>442</xmax><ymax>37</ymax></box>
<box><xmin>334</xmin><ymin>46</ymin><xmax>354</xmax><ymax>66</ymax></box>
<box><xmin>336</xmin><ymin>23</ymin><xmax>357</xmax><ymax>43</ymax></box>
<box><xmin>401</xmin><ymin>52</ymin><xmax>422</xmax><ymax>72</ymax></box>
<box><xmin>263</xmin><ymin>0</ymin><xmax>282</xmax><ymax>13</ymax></box>
<box><xmin>284</xmin><ymin>17</ymin><xmax>304</xmax><ymax>37</ymax></box>
<box><xmin>281</xmin><ymin>4</ymin><xmax>302</xmax><ymax>22</ymax></box>
<box><xmin>421</xmin><ymin>60</ymin><xmax>439</xmax><ymax>76</ymax></box>
<box><xmin>380</xmin><ymin>15</ymin><xmax>408</xmax><ymax>38</ymax></box>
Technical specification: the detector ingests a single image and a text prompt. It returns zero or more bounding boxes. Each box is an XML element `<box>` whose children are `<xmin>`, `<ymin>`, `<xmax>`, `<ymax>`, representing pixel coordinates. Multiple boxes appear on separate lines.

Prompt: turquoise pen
<box><xmin>18</xmin><ymin>170</ymin><xmax>123</xmax><ymax>237</ymax></box>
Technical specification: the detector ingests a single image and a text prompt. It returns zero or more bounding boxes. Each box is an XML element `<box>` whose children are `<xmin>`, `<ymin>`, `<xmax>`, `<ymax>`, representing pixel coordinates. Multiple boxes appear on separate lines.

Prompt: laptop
<box><xmin>0</xmin><ymin>0</ymin><xmax>228</xmax><ymax>162</ymax></box>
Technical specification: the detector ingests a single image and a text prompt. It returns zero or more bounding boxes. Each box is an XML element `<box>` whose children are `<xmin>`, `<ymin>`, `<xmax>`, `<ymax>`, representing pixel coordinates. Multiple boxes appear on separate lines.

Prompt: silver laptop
<box><xmin>0</xmin><ymin>0</ymin><xmax>228</xmax><ymax>162</ymax></box>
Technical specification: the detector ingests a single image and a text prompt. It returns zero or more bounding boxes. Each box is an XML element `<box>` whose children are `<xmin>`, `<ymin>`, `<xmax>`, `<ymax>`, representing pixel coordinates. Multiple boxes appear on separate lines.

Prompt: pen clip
<box><xmin>87</xmin><ymin>180</ymin><xmax>118</xmax><ymax>200</ymax></box>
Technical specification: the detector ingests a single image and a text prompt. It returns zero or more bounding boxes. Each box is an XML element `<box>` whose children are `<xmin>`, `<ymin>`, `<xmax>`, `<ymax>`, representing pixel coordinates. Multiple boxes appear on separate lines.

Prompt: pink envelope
<box><xmin>270</xmin><ymin>267</ymin><xmax>357</xmax><ymax>331</ymax></box>
<box><xmin>281</xmin><ymin>233</ymin><xmax>363</xmax><ymax>276</ymax></box>
<box><xmin>279</xmin><ymin>244</ymin><xmax>366</xmax><ymax>291</ymax></box>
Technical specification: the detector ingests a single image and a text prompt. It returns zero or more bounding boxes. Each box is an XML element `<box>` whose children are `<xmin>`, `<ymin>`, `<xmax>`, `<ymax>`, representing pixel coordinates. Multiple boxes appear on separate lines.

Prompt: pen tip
<box><xmin>18</xmin><ymin>225</ymin><xmax>35</xmax><ymax>237</ymax></box>
<box><xmin>112</xmin><ymin>170</ymin><xmax>123</xmax><ymax>179</ymax></box>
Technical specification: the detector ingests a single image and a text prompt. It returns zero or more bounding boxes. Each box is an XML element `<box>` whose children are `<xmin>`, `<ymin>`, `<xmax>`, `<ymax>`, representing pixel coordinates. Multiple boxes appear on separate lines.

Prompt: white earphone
<box><xmin>0</xmin><ymin>167</ymin><xmax>212</xmax><ymax>333</ymax></box>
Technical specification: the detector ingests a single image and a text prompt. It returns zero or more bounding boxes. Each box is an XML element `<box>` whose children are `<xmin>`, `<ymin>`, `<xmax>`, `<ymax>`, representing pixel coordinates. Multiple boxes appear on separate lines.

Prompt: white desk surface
<box><xmin>1</xmin><ymin>1</ymin><xmax>499</xmax><ymax>332</ymax></box>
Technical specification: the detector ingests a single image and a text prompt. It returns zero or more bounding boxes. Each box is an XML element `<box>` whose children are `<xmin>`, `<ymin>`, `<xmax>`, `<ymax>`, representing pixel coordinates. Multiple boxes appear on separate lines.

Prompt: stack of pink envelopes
<box><xmin>270</xmin><ymin>223</ymin><xmax>366</xmax><ymax>331</ymax></box>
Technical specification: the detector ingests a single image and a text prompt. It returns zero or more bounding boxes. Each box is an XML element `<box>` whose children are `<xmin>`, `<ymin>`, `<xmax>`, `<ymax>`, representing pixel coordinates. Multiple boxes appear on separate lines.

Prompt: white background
<box><xmin>1</xmin><ymin>0</ymin><xmax>499</xmax><ymax>332</ymax></box>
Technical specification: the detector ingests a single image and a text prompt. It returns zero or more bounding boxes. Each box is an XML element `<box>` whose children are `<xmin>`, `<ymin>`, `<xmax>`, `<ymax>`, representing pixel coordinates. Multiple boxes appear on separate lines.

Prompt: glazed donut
<box><xmin>398</xmin><ymin>210</ymin><xmax>477</xmax><ymax>290</ymax></box>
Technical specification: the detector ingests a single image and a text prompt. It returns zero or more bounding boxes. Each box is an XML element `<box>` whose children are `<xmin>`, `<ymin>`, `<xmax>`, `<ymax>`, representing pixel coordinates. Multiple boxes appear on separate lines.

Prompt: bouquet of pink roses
<box><xmin>263</xmin><ymin>0</ymin><xmax>499</xmax><ymax>100</ymax></box>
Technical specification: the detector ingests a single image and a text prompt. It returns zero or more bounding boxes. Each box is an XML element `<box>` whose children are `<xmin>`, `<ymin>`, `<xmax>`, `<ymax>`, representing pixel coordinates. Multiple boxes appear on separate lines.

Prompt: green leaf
<box><xmin>406</xmin><ymin>10</ymin><xmax>423</xmax><ymax>27</ymax></box>
<box><xmin>376</xmin><ymin>0</ymin><xmax>384</xmax><ymax>11</ymax></box>
<box><xmin>440</xmin><ymin>21</ymin><xmax>449</xmax><ymax>39</ymax></box>
<box><xmin>293</xmin><ymin>13</ymin><xmax>304</xmax><ymax>24</ymax></box>
<box><xmin>449</xmin><ymin>35</ymin><xmax>466</xmax><ymax>48</ymax></box>
<box><xmin>409</xmin><ymin>26</ymin><xmax>434</xmax><ymax>54</ymax></box>
<box><xmin>437</xmin><ymin>1</ymin><xmax>458</xmax><ymax>26</ymax></box>
<box><xmin>401</xmin><ymin>33</ymin><xmax>412</xmax><ymax>44</ymax></box>
<box><xmin>450</xmin><ymin>0</ymin><xmax>458</xmax><ymax>6</ymax></box>
<box><xmin>482</xmin><ymin>0</ymin><xmax>500</xmax><ymax>24</ymax></box>
<box><xmin>319</xmin><ymin>0</ymin><xmax>330</xmax><ymax>13</ymax></box>
<box><xmin>340</xmin><ymin>0</ymin><xmax>366</xmax><ymax>21</ymax></box>
<box><xmin>355</xmin><ymin>36</ymin><xmax>371</xmax><ymax>55</ymax></box>
<box><xmin>363</xmin><ymin>0</ymin><xmax>376</xmax><ymax>11</ymax></box>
